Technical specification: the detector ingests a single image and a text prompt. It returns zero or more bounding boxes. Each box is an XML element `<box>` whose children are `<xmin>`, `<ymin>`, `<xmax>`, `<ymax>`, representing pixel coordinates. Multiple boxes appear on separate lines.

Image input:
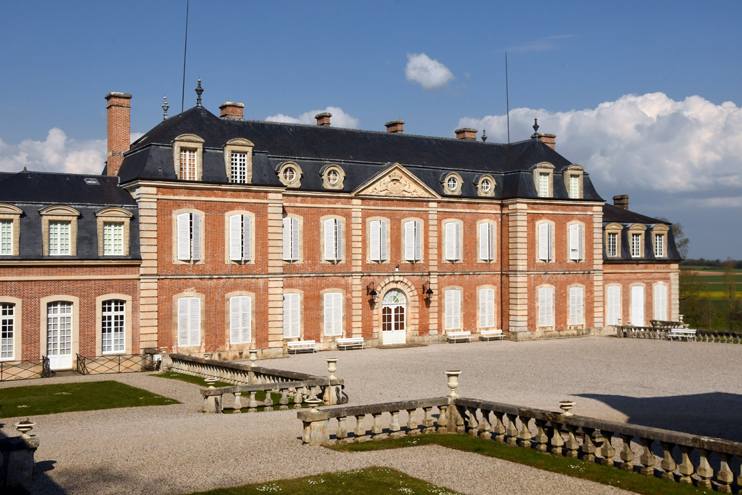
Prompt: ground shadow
<box><xmin>0</xmin><ymin>424</ymin><xmax>65</xmax><ymax>494</ymax></box>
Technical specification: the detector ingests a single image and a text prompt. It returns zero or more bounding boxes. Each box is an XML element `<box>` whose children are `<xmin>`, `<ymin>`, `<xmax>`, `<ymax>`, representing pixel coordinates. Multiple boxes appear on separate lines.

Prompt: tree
<box><xmin>679</xmin><ymin>268</ymin><xmax>718</xmax><ymax>329</ymax></box>
<box><xmin>722</xmin><ymin>258</ymin><xmax>742</xmax><ymax>331</ymax></box>
<box><xmin>657</xmin><ymin>218</ymin><xmax>689</xmax><ymax>259</ymax></box>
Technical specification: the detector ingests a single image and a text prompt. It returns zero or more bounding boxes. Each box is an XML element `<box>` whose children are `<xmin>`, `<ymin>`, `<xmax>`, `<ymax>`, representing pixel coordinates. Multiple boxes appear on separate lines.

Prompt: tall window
<box><xmin>479</xmin><ymin>288</ymin><xmax>495</xmax><ymax>329</ymax></box>
<box><xmin>444</xmin><ymin>222</ymin><xmax>462</xmax><ymax>262</ymax></box>
<box><xmin>607</xmin><ymin>233</ymin><xmax>618</xmax><ymax>257</ymax></box>
<box><xmin>229</xmin><ymin>215</ymin><xmax>252</xmax><ymax>262</ymax></box>
<box><xmin>631</xmin><ymin>233</ymin><xmax>642</xmax><ymax>258</ymax></box>
<box><xmin>654</xmin><ymin>234</ymin><xmax>664</xmax><ymax>258</ymax></box>
<box><xmin>569</xmin><ymin>287</ymin><xmax>584</xmax><ymax>325</ymax></box>
<box><xmin>538</xmin><ymin>223</ymin><xmax>553</xmax><ymax>262</ymax></box>
<box><xmin>177</xmin><ymin>213</ymin><xmax>201</xmax><ymax>261</ymax></box>
<box><xmin>323</xmin><ymin>292</ymin><xmax>343</xmax><ymax>336</ymax></box>
<box><xmin>177</xmin><ymin>297</ymin><xmax>201</xmax><ymax>347</ymax></box>
<box><xmin>538</xmin><ymin>287</ymin><xmax>554</xmax><ymax>327</ymax></box>
<box><xmin>323</xmin><ymin>218</ymin><xmax>343</xmax><ymax>262</ymax></box>
<box><xmin>0</xmin><ymin>303</ymin><xmax>14</xmax><ymax>360</ymax></box>
<box><xmin>283</xmin><ymin>293</ymin><xmax>300</xmax><ymax>338</ymax></box>
<box><xmin>654</xmin><ymin>285</ymin><xmax>668</xmax><ymax>321</ymax></box>
<box><xmin>479</xmin><ymin>223</ymin><xmax>495</xmax><ymax>261</ymax></box>
<box><xmin>369</xmin><ymin>220</ymin><xmax>388</xmax><ymax>262</ymax></box>
<box><xmin>569</xmin><ymin>224</ymin><xmax>584</xmax><ymax>261</ymax></box>
<box><xmin>538</xmin><ymin>173</ymin><xmax>549</xmax><ymax>197</ymax></box>
<box><xmin>47</xmin><ymin>302</ymin><xmax>72</xmax><ymax>357</ymax></box>
<box><xmin>180</xmin><ymin>149</ymin><xmax>197</xmax><ymax>181</ymax></box>
<box><xmin>444</xmin><ymin>289</ymin><xmax>462</xmax><ymax>330</ymax></box>
<box><xmin>49</xmin><ymin>221</ymin><xmax>71</xmax><ymax>256</ymax></box>
<box><xmin>606</xmin><ymin>286</ymin><xmax>621</xmax><ymax>325</ymax></box>
<box><xmin>631</xmin><ymin>286</ymin><xmax>645</xmax><ymax>326</ymax></box>
<box><xmin>569</xmin><ymin>175</ymin><xmax>580</xmax><ymax>199</ymax></box>
<box><xmin>230</xmin><ymin>296</ymin><xmax>252</xmax><ymax>344</ymax></box>
<box><xmin>230</xmin><ymin>152</ymin><xmax>247</xmax><ymax>184</ymax></box>
<box><xmin>404</xmin><ymin>220</ymin><xmax>422</xmax><ymax>262</ymax></box>
<box><xmin>0</xmin><ymin>220</ymin><xmax>12</xmax><ymax>255</ymax></box>
<box><xmin>101</xmin><ymin>300</ymin><xmax>125</xmax><ymax>354</ymax></box>
<box><xmin>103</xmin><ymin>222</ymin><xmax>124</xmax><ymax>256</ymax></box>
<box><xmin>282</xmin><ymin>217</ymin><xmax>300</xmax><ymax>262</ymax></box>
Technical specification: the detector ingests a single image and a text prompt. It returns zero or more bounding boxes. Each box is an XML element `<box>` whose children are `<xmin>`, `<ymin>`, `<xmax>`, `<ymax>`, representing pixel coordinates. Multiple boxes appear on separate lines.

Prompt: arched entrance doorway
<box><xmin>381</xmin><ymin>289</ymin><xmax>406</xmax><ymax>345</ymax></box>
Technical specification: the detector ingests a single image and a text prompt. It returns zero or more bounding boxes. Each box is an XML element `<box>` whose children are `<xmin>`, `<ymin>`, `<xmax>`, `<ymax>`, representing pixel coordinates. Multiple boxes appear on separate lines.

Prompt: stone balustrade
<box><xmin>617</xmin><ymin>326</ymin><xmax>742</xmax><ymax>344</ymax></box>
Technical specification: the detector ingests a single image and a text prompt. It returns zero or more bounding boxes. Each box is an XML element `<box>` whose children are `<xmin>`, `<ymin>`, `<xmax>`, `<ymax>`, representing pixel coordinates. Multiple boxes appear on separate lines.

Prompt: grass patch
<box><xmin>190</xmin><ymin>466</ymin><xmax>461</xmax><ymax>494</ymax></box>
<box><xmin>332</xmin><ymin>435</ymin><xmax>715</xmax><ymax>495</ymax></box>
<box><xmin>0</xmin><ymin>381</ymin><xmax>178</xmax><ymax>418</ymax></box>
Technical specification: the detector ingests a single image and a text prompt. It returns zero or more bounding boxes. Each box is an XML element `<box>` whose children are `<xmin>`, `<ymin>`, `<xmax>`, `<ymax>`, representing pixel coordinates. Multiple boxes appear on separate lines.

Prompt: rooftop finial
<box><xmin>162</xmin><ymin>95</ymin><xmax>169</xmax><ymax>120</ymax></box>
<box><xmin>533</xmin><ymin>118</ymin><xmax>539</xmax><ymax>134</ymax></box>
<box><xmin>481</xmin><ymin>129</ymin><xmax>487</xmax><ymax>142</ymax></box>
<box><xmin>195</xmin><ymin>79</ymin><xmax>203</xmax><ymax>107</ymax></box>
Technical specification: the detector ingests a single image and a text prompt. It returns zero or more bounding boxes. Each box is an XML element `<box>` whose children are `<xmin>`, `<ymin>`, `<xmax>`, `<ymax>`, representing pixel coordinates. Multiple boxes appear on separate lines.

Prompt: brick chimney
<box><xmin>613</xmin><ymin>194</ymin><xmax>629</xmax><ymax>210</ymax></box>
<box><xmin>219</xmin><ymin>101</ymin><xmax>244</xmax><ymax>119</ymax></box>
<box><xmin>315</xmin><ymin>112</ymin><xmax>331</xmax><ymax>126</ymax></box>
<box><xmin>105</xmin><ymin>92</ymin><xmax>132</xmax><ymax>176</ymax></box>
<box><xmin>530</xmin><ymin>119</ymin><xmax>556</xmax><ymax>150</ymax></box>
<box><xmin>455</xmin><ymin>128</ymin><xmax>477</xmax><ymax>140</ymax></box>
<box><xmin>385</xmin><ymin>120</ymin><xmax>404</xmax><ymax>133</ymax></box>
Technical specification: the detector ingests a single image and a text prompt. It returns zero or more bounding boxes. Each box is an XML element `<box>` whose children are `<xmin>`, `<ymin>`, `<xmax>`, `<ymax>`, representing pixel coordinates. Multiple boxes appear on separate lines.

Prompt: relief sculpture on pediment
<box><xmin>363</xmin><ymin>171</ymin><xmax>431</xmax><ymax>198</ymax></box>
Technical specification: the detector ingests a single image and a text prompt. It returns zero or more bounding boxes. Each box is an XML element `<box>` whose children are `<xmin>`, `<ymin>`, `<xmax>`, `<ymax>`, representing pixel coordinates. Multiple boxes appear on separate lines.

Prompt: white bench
<box><xmin>287</xmin><ymin>340</ymin><xmax>317</xmax><ymax>354</ymax></box>
<box><xmin>480</xmin><ymin>329</ymin><xmax>504</xmax><ymax>341</ymax></box>
<box><xmin>447</xmin><ymin>331</ymin><xmax>472</xmax><ymax>343</ymax></box>
<box><xmin>337</xmin><ymin>337</ymin><xmax>365</xmax><ymax>350</ymax></box>
<box><xmin>668</xmin><ymin>329</ymin><xmax>696</xmax><ymax>341</ymax></box>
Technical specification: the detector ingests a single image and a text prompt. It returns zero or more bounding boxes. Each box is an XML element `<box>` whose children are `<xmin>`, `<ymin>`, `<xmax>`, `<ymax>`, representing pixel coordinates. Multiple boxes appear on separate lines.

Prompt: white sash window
<box><xmin>230</xmin><ymin>296</ymin><xmax>252</xmax><ymax>344</ymax></box>
<box><xmin>283</xmin><ymin>293</ymin><xmax>301</xmax><ymax>338</ymax></box>
<box><xmin>606</xmin><ymin>286</ymin><xmax>621</xmax><ymax>325</ymax></box>
<box><xmin>569</xmin><ymin>224</ymin><xmax>584</xmax><ymax>261</ymax></box>
<box><xmin>479</xmin><ymin>223</ymin><xmax>495</xmax><ymax>261</ymax></box>
<box><xmin>0</xmin><ymin>303</ymin><xmax>14</xmax><ymax>360</ymax></box>
<box><xmin>230</xmin><ymin>152</ymin><xmax>247</xmax><ymax>184</ymax></box>
<box><xmin>445</xmin><ymin>289</ymin><xmax>462</xmax><ymax>330</ymax></box>
<box><xmin>631</xmin><ymin>286</ymin><xmax>645</xmax><ymax>326</ymax></box>
<box><xmin>101</xmin><ymin>300</ymin><xmax>125</xmax><ymax>354</ymax></box>
<box><xmin>49</xmin><ymin>221</ymin><xmax>71</xmax><ymax>256</ymax></box>
<box><xmin>282</xmin><ymin>217</ymin><xmax>300</xmax><ymax>261</ymax></box>
<box><xmin>607</xmin><ymin>233</ymin><xmax>618</xmax><ymax>257</ymax></box>
<box><xmin>445</xmin><ymin>222</ymin><xmax>462</xmax><ymax>261</ymax></box>
<box><xmin>103</xmin><ymin>222</ymin><xmax>124</xmax><ymax>256</ymax></box>
<box><xmin>323</xmin><ymin>218</ymin><xmax>343</xmax><ymax>262</ymax></box>
<box><xmin>404</xmin><ymin>220</ymin><xmax>422</xmax><ymax>261</ymax></box>
<box><xmin>654</xmin><ymin>234</ymin><xmax>664</xmax><ymax>257</ymax></box>
<box><xmin>569</xmin><ymin>287</ymin><xmax>584</xmax><ymax>325</ymax></box>
<box><xmin>654</xmin><ymin>284</ymin><xmax>668</xmax><ymax>321</ymax></box>
<box><xmin>0</xmin><ymin>221</ymin><xmax>12</xmax><ymax>255</ymax></box>
<box><xmin>323</xmin><ymin>292</ymin><xmax>343</xmax><ymax>336</ymax></box>
<box><xmin>538</xmin><ymin>173</ymin><xmax>549</xmax><ymax>197</ymax></box>
<box><xmin>538</xmin><ymin>287</ymin><xmax>554</xmax><ymax>327</ymax></box>
<box><xmin>479</xmin><ymin>288</ymin><xmax>495</xmax><ymax>329</ymax></box>
<box><xmin>180</xmin><ymin>149</ymin><xmax>198</xmax><ymax>181</ymax></box>
<box><xmin>177</xmin><ymin>213</ymin><xmax>201</xmax><ymax>261</ymax></box>
<box><xmin>569</xmin><ymin>175</ymin><xmax>580</xmax><ymax>198</ymax></box>
<box><xmin>631</xmin><ymin>233</ymin><xmax>642</xmax><ymax>258</ymax></box>
<box><xmin>369</xmin><ymin>220</ymin><xmax>388</xmax><ymax>262</ymax></box>
<box><xmin>177</xmin><ymin>297</ymin><xmax>201</xmax><ymax>347</ymax></box>
<box><xmin>229</xmin><ymin>214</ymin><xmax>252</xmax><ymax>262</ymax></box>
<box><xmin>538</xmin><ymin>223</ymin><xmax>553</xmax><ymax>262</ymax></box>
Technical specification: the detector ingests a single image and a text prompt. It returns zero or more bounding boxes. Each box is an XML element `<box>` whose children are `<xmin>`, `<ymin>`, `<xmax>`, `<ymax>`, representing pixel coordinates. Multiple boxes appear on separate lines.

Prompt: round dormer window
<box><xmin>481</xmin><ymin>178</ymin><xmax>491</xmax><ymax>193</ymax></box>
<box><xmin>283</xmin><ymin>167</ymin><xmax>296</xmax><ymax>182</ymax></box>
<box><xmin>447</xmin><ymin>177</ymin><xmax>458</xmax><ymax>191</ymax></box>
<box><xmin>328</xmin><ymin>169</ymin><xmax>339</xmax><ymax>185</ymax></box>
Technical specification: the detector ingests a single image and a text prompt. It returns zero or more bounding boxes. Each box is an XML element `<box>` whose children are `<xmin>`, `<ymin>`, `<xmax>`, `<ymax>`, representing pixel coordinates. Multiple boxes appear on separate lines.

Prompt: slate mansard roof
<box><xmin>602</xmin><ymin>204</ymin><xmax>682</xmax><ymax>262</ymax></box>
<box><xmin>117</xmin><ymin>105</ymin><xmax>603</xmax><ymax>201</ymax></box>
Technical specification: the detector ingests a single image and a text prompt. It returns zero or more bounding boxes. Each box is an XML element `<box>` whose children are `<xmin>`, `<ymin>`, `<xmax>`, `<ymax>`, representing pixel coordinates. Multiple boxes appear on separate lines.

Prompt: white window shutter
<box><xmin>454</xmin><ymin>222</ymin><xmax>462</xmax><ymax>261</ymax></box>
<box><xmin>404</xmin><ymin>221</ymin><xmax>414</xmax><ymax>261</ymax></box>
<box><xmin>576</xmin><ymin>288</ymin><xmax>584</xmax><ymax>324</ymax></box>
<box><xmin>548</xmin><ymin>223</ymin><xmax>553</xmax><ymax>261</ymax></box>
<box><xmin>479</xmin><ymin>224</ymin><xmax>488</xmax><ymax>260</ymax></box>
<box><xmin>480</xmin><ymin>289</ymin><xmax>488</xmax><ymax>328</ymax></box>
<box><xmin>189</xmin><ymin>298</ymin><xmax>200</xmax><ymax>346</ymax></box>
<box><xmin>578</xmin><ymin>224</ymin><xmax>584</xmax><ymax>260</ymax></box>
<box><xmin>282</xmin><ymin>218</ymin><xmax>291</xmax><ymax>261</ymax></box>
<box><xmin>380</xmin><ymin>221</ymin><xmax>387</xmax><ymax>260</ymax></box>
<box><xmin>655</xmin><ymin>285</ymin><xmax>667</xmax><ymax>320</ymax></box>
<box><xmin>242</xmin><ymin>296</ymin><xmax>251</xmax><ymax>343</ymax></box>
<box><xmin>229</xmin><ymin>215</ymin><xmax>242</xmax><ymax>261</ymax></box>
<box><xmin>177</xmin><ymin>213</ymin><xmax>190</xmax><ymax>261</ymax></box>
<box><xmin>570</xmin><ymin>225</ymin><xmax>580</xmax><ymax>260</ymax></box>
<box><xmin>178</xmin><ymin>298</ymin><xmax>189</xmax><ymax>346</ymax></box>
<box><xmin>445</xmin><ymin>290</ymin><xmax>453</xmax><ymax>330</ymax></box>
<box><xmin>445</xmin><ymin>223</ymin><xmax>455</xmax><ymax>261</ymax></box>
<box><xmin>538</xmin><ymin>223</ymin><xmax>549</xmax><ymax>261</ymax></box>
<box><xmin>324</xmin><ymin>292</ymin><xmax>334</xmax><ymax>336</ymax></box>
<box><xmin>453</xmin><ymin>290</ymin><xmax>461</xmax><ymax>329</ymax></box>
<box><xmin>324</xmin><ymin>219</ymin><xmax>335</xmax><ymax>261</ymax></box>
<box><xmin>191</xmin><ymin>214</ymin><xmax>201</xmax><ymax>261</ymax></box>
<box><xmin>631</xmin><ymin>286</ymin><xmax>645</xmax><ymax>326</ymax></box>
<box><xmin>370</xmin><ymin>220</ymin><xmax>380</xmax><ymax>261</ymax></box>
<box><xmin>283</xmin><ymin>294</ymin><xmax>291</xmax><ymax>337</ymax></box>
<box><xmin>291</xmin><ymin>218</ymin><xmax>300</xmax><ymax>261</ymax></box>
<box><xmin>243</xmin><ymin>215</ymin><xmax>252</xmax><ymax>261</ymax></box>
<box><xmin>480</xmin><ymin>288</ymin><xmax>494</xmax><ymax>328</ymax></box>
<box><xmin>606</xmin><ymin>286</ymin><xmax>617</xmax><ymax>325</ymax></box>
<box><xmin>230</xmin><ymin>297</ymin><xmax>241</xmax><ymax>343</ymax></box>
<box><xmin>335</xmin><ymin>220</ymin><xmax>343</xmax><ymax>260</ymax></box>
<box><xmin>539</xmin><ymin>288</ymin><xmax>553</xmax><ymax>327</ymax></box>
<box><xmin>291</xmin><ymin>293</ymin><xmax>300</xmax><ymax>338</ymax></box>
<box><xmin>414</xmin><ymin>221</ymin><xmax>421</xmax><ymax>260</ymax></box>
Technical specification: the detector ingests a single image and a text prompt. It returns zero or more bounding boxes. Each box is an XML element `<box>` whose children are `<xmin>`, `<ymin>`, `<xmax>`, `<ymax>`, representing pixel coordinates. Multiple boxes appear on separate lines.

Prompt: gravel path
<box><xmin>2</xmin><ymin>337</ymin><xmax>740</xmax><ymax>494</ymax></box>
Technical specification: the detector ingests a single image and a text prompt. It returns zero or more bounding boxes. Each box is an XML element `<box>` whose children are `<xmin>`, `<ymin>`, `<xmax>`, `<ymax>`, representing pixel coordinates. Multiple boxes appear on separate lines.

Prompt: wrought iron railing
<box><xmin>75</xmin><ymin>354</ymin><xmax>154</xmax><ymax>375</ymax></box>
<box><xmin>0</xmin><ymin>356</ymin><xmax>54</xmax><ymax>381</ymax></box>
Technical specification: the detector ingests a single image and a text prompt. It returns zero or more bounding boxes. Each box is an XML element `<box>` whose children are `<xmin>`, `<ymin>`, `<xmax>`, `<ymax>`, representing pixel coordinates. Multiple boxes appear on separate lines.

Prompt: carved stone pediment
<box><xmin>353</xmin><ymin>163</ymin><xmax>439</xmax><ymax>199</ymax></box>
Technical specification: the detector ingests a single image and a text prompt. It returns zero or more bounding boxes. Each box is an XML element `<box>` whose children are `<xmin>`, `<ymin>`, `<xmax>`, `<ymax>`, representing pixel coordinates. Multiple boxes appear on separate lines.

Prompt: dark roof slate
<box><xmin>602</xmin><ymin>204</ymin><xmax>669</xmax><ymax>226</ymax></box>
<box><xmin>0</xmin><ymin>171</ymin><xmax>136</xmax><ymax>206</ymax></box>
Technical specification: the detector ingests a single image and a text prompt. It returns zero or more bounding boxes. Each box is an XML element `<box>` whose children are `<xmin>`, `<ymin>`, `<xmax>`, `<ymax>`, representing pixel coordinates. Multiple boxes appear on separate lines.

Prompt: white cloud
<box><xmin>266</xmin><ymin>106</ymin><xmax>360</xmax><ymax>129</ymax></box>
<box><xmin>405</xmin><ymin>53</ymin><xmax>454</xmax><ymax>91</ymax></box>
<box><xmin>458</xmin><ymin>92</ymin><xmax>742</xmax><ymax>195</ymax></box>
<box><xmin>506</xmin><ymin>34</ymin><xmax>576</xmax><ymax>53</ymax></box>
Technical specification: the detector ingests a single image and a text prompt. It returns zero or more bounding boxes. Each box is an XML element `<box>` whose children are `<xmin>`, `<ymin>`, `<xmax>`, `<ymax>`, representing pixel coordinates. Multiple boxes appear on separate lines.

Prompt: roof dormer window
<box><xmin>533</xmin><ymin>162</ymin><xmax>554</xmax><ymax>198</ymax></box>
<box><xmin>277</xmin><ymin>161</ymin><xmax>302</xmax><ymax>188</ymax></box>
<box><xmin>441</xmin><ymin>172</ymin><xmax>463</xmax><ymax>196</ymax></box>
<box><xmin>173</xmin><ymin>134</ymin><xmax>205</xmax><ymax>181</ymax></box>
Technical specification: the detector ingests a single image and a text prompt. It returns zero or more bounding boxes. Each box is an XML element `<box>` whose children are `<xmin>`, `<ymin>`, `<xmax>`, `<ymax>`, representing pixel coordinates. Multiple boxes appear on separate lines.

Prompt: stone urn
<box><xmin>205</xmin><ymin>378</ymin><xmax>217</xmax><ymax>389</ymax></box>
<box><xmin>444</xmin><ymin>370</ymin><xmax>461</xmax><ymax>397</ymax></box>
<box><xmin>305</xmin><ymin>396</ymin><xmax>323</xmax><ymax>413</ymax></box>
<box><xmin>14</xmin><ymin>419</ymin><xmax>35</xmax><ymax>438</ymax></box>
<box><xmin>559</xmin><ymin>400</ymin><xmax>576</xmax><ymax>416</ymax></box>
<box><xmin>249</xmin><ymin>349</ymin><xmax>258</xmax><ymax>367</ymax></box>
<box><xmin>326</xmin><ymin>358</ymin><xmax>338</xmax><ymax>380</ymax></box>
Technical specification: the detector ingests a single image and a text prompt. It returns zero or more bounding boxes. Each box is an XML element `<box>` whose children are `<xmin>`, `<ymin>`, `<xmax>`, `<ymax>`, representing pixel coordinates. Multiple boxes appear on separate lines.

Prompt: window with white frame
<box><xmin>631</xmin><ymin>233</ymin><xmax>642</xmax><ymax>258</ymax></box>
<box><xmin>49</xmin><ymin>221</ymin><xmax>71</xmax><ymax>256</ymax></box>
<box><xmin>103</xmin><ymin>222</ymin><xmax>124</xmax><ymax>256</ymax></box>
<box><xmin>538</xmin><ymin>223</ymin><xmax>553</xmax><ymax>262</ymax></box>
<box><xmin>177</xmin><ymin>297</ymin><xmax>201</xmax><ymax>347</ymax></box>
<box><xmin>605</xmin><ymin>286</ymin><xmax>621</xmax><ymax>325</ymax></box>
<box><xmin>229</xmin><ymin>214</ymin><xmax>252</xmax><ymax>262</ymax></box>
<box><xmin>323</xmin><ymin>292</ymin><xmax>343</xmax><ymax>336</ymax></box>
<box><xmin>444</xmin><ymin>289</ymin><xmax>462</xmax><ymax>331</ymax></box>
<box><xmin>0</xmin><ymin>221</ymin><xmax>12</xmax><ymax>255</ymax></box>
<box><xmin>569</xmin><ymin>175</ymin><xmax>580</xmax><ymax>199</ymax></box>
<box><xmin>569</xmin><ymin>224</ymin><xmax>584</xmax><ymax>261</ymax></box>
<box><xmin>631</xmin><ymin>286</ymin><xmax>645</xmax><ymax>326</ymax></box>
<box><xmin>177</xmin><ymin>213</ymin><xmax>201</xmax><ymax>261</ymax></box>
<box><xmin>538</xmin><ymin>287</ymin><xmax>554</xmax><ymax>327</ymax></box>
<box><xmin>230</xmin><ymin>152</ymin><xmax>248</xmax><ymax>184</ymax></box>
<box><xmin>404</xmin><ymin>220</ymin><xmax>422</xmax><ymax>262</ymax></box>
<box><xmin>654</xmin><ymin>285</ymin><xmax>668</xmax><ymax>321</ymax></box>
<box><xmin>0</xmin><ymin>303</ymin><xmax>14</xmax><ymax>360</ymax></box>
<box><xmin>538</xmin><ymin>173</ymin><xmax>550</xmax><ymax>198</ymax></box>
<box><xmin>479</xmin><ymin>288</ymin><xmax>495</xmax><ymax>329</ymax></box>
<box><xmin>282</xmin><ymin>217</ymin><xmax>300</xmax><ymax>262</ymax></box>
<box><xmin>444</xmin><ymin>222</ymin><xmax>462</xmax><ymax>262</ymax></box>
<box><xmin>283</xmin><ymin>293</ymin><xmax>301</xmax><ymax>338</ymax></box>
<box><xmin>607</xmin><ymin>232</ymin><xmax>618</xmax><ymax>257</ymax></box>
<box><xmin>479</xmin><ymin>222</ymin><xmax>495</xmax><ymax>261</ymax></box>
<box><xmin>180</xmin><ymin>149</ymin><xmax>198</xmax><ymax>181</ymax></box>
<box><xmin>323</xmin><ymin>218</ymin><xmax>343</xmax><ymax>262</ymax></box>
<box><xmin>229</xmin><ymin>296</ymin><xmax>252</xmax><ymax>344</ymax></box>
<box><xmin>101</xmin><ymin>300</ymin><xmax>125</xmax><ymax>354</ymax></box>
<box><xmin>654</xmin><ymin>234</ymin><xmax>664</xmax><ymax>258</ymax></box>
<box><xmin>569</xmin><ymin>287</ymin><xmax>584</xmax><ymax>325</ymax></box>
<box><xmin>369</xmin><ymin>220</ymin><xmax>388</xmax><ymax>262</ymax></box>
<box><xmin>47</xmin><ymin>301</ymin><xmax>72</xmax><ymax>357</ymax></box>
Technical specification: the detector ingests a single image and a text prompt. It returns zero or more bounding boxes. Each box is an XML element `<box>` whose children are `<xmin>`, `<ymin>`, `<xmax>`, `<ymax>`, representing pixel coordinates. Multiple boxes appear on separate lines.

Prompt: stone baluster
<box><xmin>696</xmin><ymin>448</ymin><xmax>713</xmax><ymax>489</ymax></box>
<box><xmin>248</xmin><ymin>391</ymin><xmax>258</xmax><ymax>413</ymax></box>
<box><xmin>504</xmin><ymin>413</ymin><xmax>519</xmax><ymax>446</ymax></box>
<box><xmin>533</xmin><ymin>419</ymin><xmax>549</xmax><ymax>453</ymax></box>
<box><xmin>403</xmin><ymin>409</ymin><xmax>418</xmax><ymax>436</ymax></box>
<box><xmin>492</xmin><ymin>412</ymin><xmax>506</xmax><ymax>443</ymax></box>
<box><xmin>354</xmin><ymin>414</ymin><xmax>368</xmax><ymax>441</ymax></box>
<box><xmin>638</xmin><ymin>437</ymin><xmax>655</xmax><ymax>476</ymax></box>
<box><xmin>581</xmin><ymin>428</ymin><xmax>597</xmax><ymax>462</ymax></box>
<box><xmin>390</xmin><ymin>410</ymin><xmax>404</xmax><ymax>438</ymax></box>
<box><xmin>599</xmin><ymin>431</ymin><xmax>615</xmax><ymax>466</ymax></box>
<box><xmin>264</xmin><ymin>389</ymin><xmax>275</xmax><ymax>408</ymax></box>
<box><xmin>659</xmin><ymin>442</ymin><xmax>676</xmax><ymax>480</ymax></box>
<box><xmin>564</xmin><ymin>425</ymin><xmax>579</xmax><ymax>458</ymax></box>
<box><xmin>422</xmin><ymin>407</ymin><xmax>436</xmax><ymax>434</ymax></box>
<box><xmin>436</xmin><ymin>405</ymin><xmax>448</xmax><ymax>434</ymax></box>
<box><xmin>619</xmin><ymin>434</ymin><xmax>635</xmax><ymax>471</ymax></box>
<box><xmin>716</xmin><ymin>452</ymin><xmax>733</xmax><ymax>493</ymax></box>
<box><xmin>466</xmin><ymin>407</ymin><xmax>479</xmax><ymax>437</ymax></box>
<box><xmin>478</xmin><ymin>411</ymin><xmax>492</xmax><ymax>440</ymax></box>
<box><xmin>550</xmin><ymin>423</ymin><xmax>565</xmax><ymax>456</ymax></box>
<box><xmin>336</xmin><ymin>416</ymin><xmax>348</xmax><ymax>441</ymax></box>
<box><xmin>677</xmin><ymin>445</ymin><xmax>694</xmax><ymax>483</ymax></box>
<box><xmin>295</xmin><ymin>387</ymin><xmax>304</xmax><ymax>409</ymax></box>
<box><xmin>519</xmin><ymin>417</ymin><xmax>532</xmax><ymax>448</ymax></box>
<box><xmin>233</xmin><ymin>392</ymin><xmax>242</xmax><ymax>413</ymax></box>
<box><xmin>371</xmin><ymin>413</ymin><xmax>385</xmax><ymax>439</ymax></box>
<box><xmin>279</xmin><ymin>389</ymin><xmax>289</xmax><ymax>411</ymax></box>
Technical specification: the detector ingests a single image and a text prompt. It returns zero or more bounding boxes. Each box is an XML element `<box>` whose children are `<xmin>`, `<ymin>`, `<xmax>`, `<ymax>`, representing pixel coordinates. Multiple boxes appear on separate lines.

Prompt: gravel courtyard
<box><xmin>2</xmin><ymin>336</ymin><xmax>740</xmax><ymax>495</ymax></box>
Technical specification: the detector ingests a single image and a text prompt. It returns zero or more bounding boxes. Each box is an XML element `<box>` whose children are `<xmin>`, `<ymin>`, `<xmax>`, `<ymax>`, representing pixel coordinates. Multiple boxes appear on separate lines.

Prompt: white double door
<box><xmin>47</xmin><ymin>302</ymin><xmax>73</xmax><ymax>370</ymax></box>
<box><xmin>381</xmin><ymin>290</ymin><xmax>406</xmax><ymax>345</ymax></box>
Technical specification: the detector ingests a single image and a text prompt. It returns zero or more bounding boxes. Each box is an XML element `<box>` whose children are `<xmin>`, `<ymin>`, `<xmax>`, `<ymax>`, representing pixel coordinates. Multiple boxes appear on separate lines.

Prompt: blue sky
<box><xmin>1</xmin><ymin>0</ymin><xmax>740</xmax><ymax>259</ymax></box>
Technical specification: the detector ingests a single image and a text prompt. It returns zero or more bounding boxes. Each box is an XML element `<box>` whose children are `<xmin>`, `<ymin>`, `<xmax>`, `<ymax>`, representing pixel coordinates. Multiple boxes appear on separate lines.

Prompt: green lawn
<box><xmin>190</xmin><ymin>466</ymin><xmax>461</xmax><ymax>495</ymax></box>
<box><xmin>332</xmin><ymin>435</ymin><xmax>715</xmax><ymax>495</ymax></box>
<box><xmin>0</xmin><ymin>381</ymin><xmax>178</xmax><ymax>418</ymax></box>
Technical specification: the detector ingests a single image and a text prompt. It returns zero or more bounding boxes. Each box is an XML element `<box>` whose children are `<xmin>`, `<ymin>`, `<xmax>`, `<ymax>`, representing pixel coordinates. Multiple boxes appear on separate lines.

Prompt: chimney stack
<box><xmin>613</xmin><ymin>195</ymin><xmax>629</xmax><ymax>210</ymax></box>
<box><xmin>530</xmin><ymin>119</ymin><xmax>556</xmax><ymax>150</ymax></box>
<box><xmin>315</xmin><ymin>112</ymin><xmax>331</xmax><ymax>126</ymax></box>
<box><xmin>219</xmin><ymin>101</ymin><xmax>244</xmax><ymax>119</ymax></box>
<box><xmin>455</xmin><ymin>128</ymin><xmax>477</xmax><ymax>140</ymax></box>
<box><xmin>385</xmin><ymin>120</ymin><xmax>405</xmax><ymax>133</ymax></box>
<box><xmin>105</xmin><ymin>92</ymin><xmax>132</xmax><ymax>176</ymax></box>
